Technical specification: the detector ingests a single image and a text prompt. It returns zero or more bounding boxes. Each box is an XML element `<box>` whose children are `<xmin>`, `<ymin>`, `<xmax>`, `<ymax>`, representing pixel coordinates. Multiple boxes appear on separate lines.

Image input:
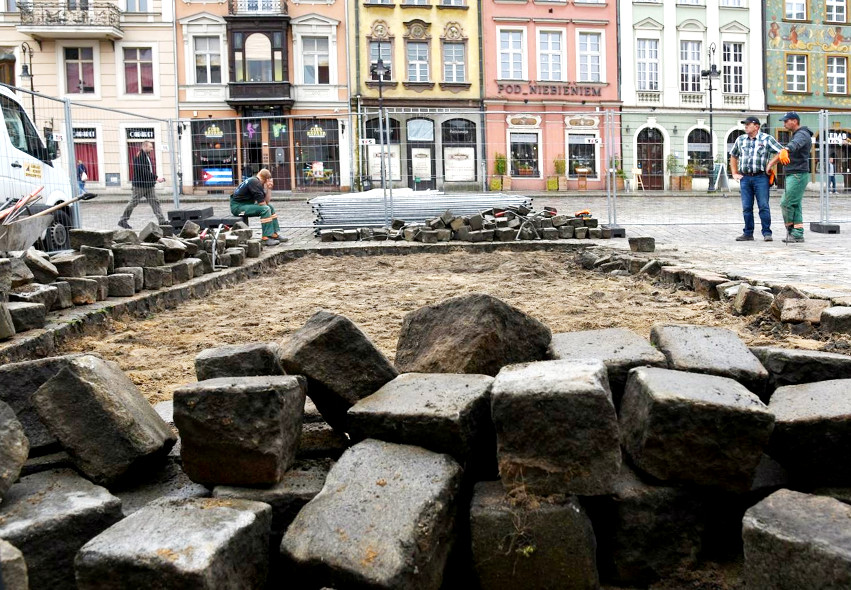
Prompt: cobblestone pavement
<box><xmin>77</xmin><ymin>192</ymin><xmax>851</xmax><ymax>298</ymax></box>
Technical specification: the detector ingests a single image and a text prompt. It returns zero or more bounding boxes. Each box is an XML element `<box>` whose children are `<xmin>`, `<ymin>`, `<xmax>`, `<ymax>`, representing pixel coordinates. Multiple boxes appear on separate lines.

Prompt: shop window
<box><xmin>567</xmin><ymin>133</ymin><xmax>597</xmax><ymax>178</ymax></box>
<box><xmin>687</xmin><ymin>128</ymin><xmax>711</xmax><ymax>176</ymax></box>
<box><xmin>509</xmin><ymin>132</ymin><xmax>539</xmax><ymax>176</ymax></box>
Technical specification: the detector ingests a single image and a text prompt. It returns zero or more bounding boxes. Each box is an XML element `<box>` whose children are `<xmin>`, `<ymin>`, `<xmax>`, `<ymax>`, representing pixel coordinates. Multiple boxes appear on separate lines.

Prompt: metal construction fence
<box><xmin>2</xmin><ymin>87</ymin><xmax>848</xmax><ymax>238</ymax></box>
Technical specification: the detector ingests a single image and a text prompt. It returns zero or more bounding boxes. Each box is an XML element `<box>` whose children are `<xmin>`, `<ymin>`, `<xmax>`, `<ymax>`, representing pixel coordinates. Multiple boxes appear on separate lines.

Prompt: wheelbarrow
<box><xmin>0</xmin><ymin>214</ymin><xmax>55</xmax><ymax>252</ymax></box>
<box><xmin>0</xmin><ymin>192</ymin><xmax>98</xmax><ymax>252</ymax></box>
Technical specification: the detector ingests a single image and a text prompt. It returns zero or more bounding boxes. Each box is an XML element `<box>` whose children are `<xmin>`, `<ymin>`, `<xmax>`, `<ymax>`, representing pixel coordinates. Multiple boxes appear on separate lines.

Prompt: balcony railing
<box><xmin>228</xmin><ymin>0</ymin><xmax>287</xmax><ymax>15</ymax></box>
<box><xmin>18</xmin><ymin>2</ymin><xmax>121</xmax><ymax>28</ymax></box>
<box><xmin>723</xmin><ymin>93</ymin><xmax>747</xmax><ymax>106</ymax></box>
<box><xmin>227</xmin><ymin>81</ymin><xmax>292</xmax><ymax>104</ymax></box>
<box><xmin>636</xmin><ymin>91</ymin><xmax>660</xmax><ymax>103</ymax></box>
<box><xmin>680</xmin><ymin>92</ymin><xmax>705</xmax><ymax>106</ymax></box>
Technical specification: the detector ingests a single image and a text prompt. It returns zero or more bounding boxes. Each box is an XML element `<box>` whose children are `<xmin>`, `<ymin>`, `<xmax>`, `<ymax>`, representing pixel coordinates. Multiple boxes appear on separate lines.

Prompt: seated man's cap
<box><xmin>741</xmin><ymin>116</ymin><xmax>760</xmax><ymax>125</ymax></box>
<box><xmin>780</xmin><ymin>111</ymin><xmax>800</xmax><ymax>122</ymax></box>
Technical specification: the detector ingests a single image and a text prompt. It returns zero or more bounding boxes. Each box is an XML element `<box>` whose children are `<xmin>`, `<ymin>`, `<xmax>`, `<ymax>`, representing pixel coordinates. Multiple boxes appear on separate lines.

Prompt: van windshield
<box><xmin>2</xmin><ymin>95</ymin><xmax>48</xmax><ymax>163</ymax></box>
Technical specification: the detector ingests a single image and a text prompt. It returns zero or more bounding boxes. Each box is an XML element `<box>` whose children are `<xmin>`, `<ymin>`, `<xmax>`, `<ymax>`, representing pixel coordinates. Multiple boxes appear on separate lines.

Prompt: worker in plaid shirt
<box><xmin>730</xmin><ymin>116</ymin><xmax>784</xmax><ymax>242</ymax></box>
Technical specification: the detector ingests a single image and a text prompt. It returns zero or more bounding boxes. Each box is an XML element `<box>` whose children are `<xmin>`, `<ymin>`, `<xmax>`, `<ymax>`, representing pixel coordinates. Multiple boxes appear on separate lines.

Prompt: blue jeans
<box><xmin>740</xmin><ymin>174</ymin><xmax>771</xmax><ymax>237</ymax></box>
<box><xmin>829</xmin><ymin>175</ymin><xmax>837</xmax><ymax>192</ymax></box>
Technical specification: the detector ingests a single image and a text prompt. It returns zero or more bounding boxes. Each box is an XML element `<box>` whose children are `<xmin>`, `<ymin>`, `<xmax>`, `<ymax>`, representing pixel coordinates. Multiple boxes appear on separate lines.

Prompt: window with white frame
<box><xmin>443</xmin><ymin>42</ymin><xmax>465</xmax><ymax>82</ymax></box>
<box><xmin>407</xmin><ymin>42</ymin><xmax>429</xmax><ymax>82</ymax></box>
<box><xmin>369</xmin><ymin>41</ymin><xmax>392</xmax><ymax>80</ymax></box>
<box><xmin>64</xmin><ymin>47</ymin><xmax>95</xmax><ymax>94</ymax></box>
<box><xmin>722</xmin><ymin>41</ymin><xmax>743</xmax><ymax>93</ymax></box>
<box><xmin>786</xmin><ymin>54</ymin><xmax>807</xmax><ymax>91</ymax></box>
<box><xmin>785</xmin><ymin>1</ymin><xmax>806</xmax><ymax>19</ymax></box>
<box><xmin>441</xmin><ymin>0</ymin><xmax>465</xmax><ymax>5</ymax></box>
<box><xmin>827</xmin><ymin>56</ymin><xmax>847</xmax><ymax>94</ymax></box>
<box><xmin>123</xmin><ymin>48</ymin><xmax>154</xmax><ymax>94</ymax></box>
<box><xmin>679</xmin><ymin>40</ymin><xmax>701</xmax><ymax>92</ymax></box>
<box><xmin>680</xmin><ymin>0</ymin><xmax>701</xmax><ymax>4</ymax></box>
<box><xmin>538</xmin><ymin>31</ymin><xmax>563</xmax><ymax>82</ymax></box>
<box><xmin>303</xmin><ymin>37</ymin><xmax>330</xmax><ymax>84</ymax></box>
<box><xmin>126</xmin><ymin>0</ymin><xmax>149</xmax><ymax>11</ymax></box>
<box><xmin>636</xmin><ymin>38</ymin><xmax>659</xmax><ymax>91</ymax></box>
<box><xmin>827</xmin><ymin>0</ymin><xmax>846</xmax><ymax>22</ymax></box>
<box><xmin>567</xmin><ymin>133</ymin><xmax>598</xmax><ymax>178</ymax></box>
<box><xmin>509</xmin><ymin>132</ymin><xmax>539</xmax><ymax>176</ymax></box>
<box><xmin>194</xmin><ymin>37</ymin><xmax>221</xmax><ymax>85</ymax></box>
<box><xmin>404</xmin><ymin>0</ymin><xmax>428</xmax><ymax>5</ymax></box>
<box><xmin>720</xmin><ymin>0</ymin><xmax>743</xmax><ymax>6</ymax></box>
<box><xmin>578</xmin><ymin>32</ymin><xmax>601</xmax><ymax>82</ymax></box>
<box><xmin>499</xmin><ymin>30</ymin><xmax>524</xmax><ymax>80</ymax></box>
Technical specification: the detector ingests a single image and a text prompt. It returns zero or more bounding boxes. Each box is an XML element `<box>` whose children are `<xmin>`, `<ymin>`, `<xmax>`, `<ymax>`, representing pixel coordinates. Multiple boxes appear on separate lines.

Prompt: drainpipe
<box><xmin>477</xmin><ymin>0</ymin><xmax>487</xmax><ymax>192</ymax></box>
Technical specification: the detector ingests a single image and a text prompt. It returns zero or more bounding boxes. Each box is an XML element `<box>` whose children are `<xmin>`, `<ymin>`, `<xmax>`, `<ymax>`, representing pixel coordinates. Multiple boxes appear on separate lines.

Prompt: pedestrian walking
<box><xmin>76</xmin><ymin>159</ymin><xmax>88</xmax><ymax>195</ymax></box>
<box><xmin>729</xmin><ymin>116</ymin><xmax>784</xmax><ymax>242</ymax></box>
<box><xmin>829</xmin><ymin>157</ymin><xmax>837</xmax><ymax>193</ymax></box>
<box><xmin>768</xmin><ymin>112</ymin><xmax>812</xmax><ymax>243</ymax></box>
<box><xmin>118</xmin><ymin>140</ymin><xmax>166</xmax><ymax>229</ymax></box>
<box><xmin>230</xmin><ymin>168</ymin><xmax>282</xmax><ymax>246</ymax></box>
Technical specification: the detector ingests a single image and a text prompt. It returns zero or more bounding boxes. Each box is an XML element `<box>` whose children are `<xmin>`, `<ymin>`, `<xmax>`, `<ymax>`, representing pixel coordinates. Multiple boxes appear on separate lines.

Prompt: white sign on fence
<box><xmin>359</xmin><ymin>138</ymin><xmax>376</xmax><ymax>145</ymax></box>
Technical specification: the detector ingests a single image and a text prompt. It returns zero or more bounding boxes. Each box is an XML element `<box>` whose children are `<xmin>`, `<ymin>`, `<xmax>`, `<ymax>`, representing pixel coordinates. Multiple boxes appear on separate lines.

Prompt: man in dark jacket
<box><xmin>769</xmin><ymin>112</ymin><xmax>812</xmax><ymax>243</ymax></box>
<box><xmin>118</xmin><ymin>140</ymin><xmax>165</xmax><ymax>229</ymax></box>
<box><xmin>230</xmin><ymin>168</ymin><xmax>281</xmax><ymax>246</ymax></box>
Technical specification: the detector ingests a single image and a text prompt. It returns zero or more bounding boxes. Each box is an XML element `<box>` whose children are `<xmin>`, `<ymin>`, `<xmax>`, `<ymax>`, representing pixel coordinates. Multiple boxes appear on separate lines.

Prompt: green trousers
<box><xmin>781</xmin><ymin>173</ymin><xmax>806</xmax><ymax>238</ymax></box>
<box><xmin>230</xmin><ymin>200</ymin><xmax>280</xmax><ymax>238</ymax></box>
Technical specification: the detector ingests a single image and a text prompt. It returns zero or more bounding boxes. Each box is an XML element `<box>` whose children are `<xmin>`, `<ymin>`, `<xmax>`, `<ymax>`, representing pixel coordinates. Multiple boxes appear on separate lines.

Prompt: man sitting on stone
<box><xmin>229</xmin><ymin>168</ymin><xmax>283</xmax><ymax>246</ymax></box>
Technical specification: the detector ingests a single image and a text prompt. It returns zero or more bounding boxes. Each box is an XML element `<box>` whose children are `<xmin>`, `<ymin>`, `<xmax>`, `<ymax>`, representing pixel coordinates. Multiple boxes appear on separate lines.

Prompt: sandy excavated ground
<box><xmin>59</xmin><ymin>250</ymin><xmax>847</xmax><ymax>405</ymax></box>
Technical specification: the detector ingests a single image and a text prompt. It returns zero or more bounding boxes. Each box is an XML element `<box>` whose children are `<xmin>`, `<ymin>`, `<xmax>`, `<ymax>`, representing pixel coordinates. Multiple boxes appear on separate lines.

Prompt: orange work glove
<box><xmin>768</xmin><ymin>169</ymin><xmax>776</xmax><ymax>186</ymax></box>
<box><xmin>778</xmin><ymin>149</ymin><xmax>790</xmax><ymax>165</ymax></box>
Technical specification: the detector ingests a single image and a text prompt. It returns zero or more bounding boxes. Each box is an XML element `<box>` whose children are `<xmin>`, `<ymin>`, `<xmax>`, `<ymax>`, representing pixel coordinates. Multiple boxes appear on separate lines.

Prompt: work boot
<box><xmin>782</xmin><ymin>235</ymin><xmax>805</xmax><ymax>243</ymax></box>
<box><xmin>117</xmin><ymin>220</ymin><xmax>132</xmax><ymax>229</ymax></box>
<box><xmin>764</xmin><ymin>235</ymin><xmax>773</xmax><ymax>242</ymax></box>
<box><xmin>262</xmin><ymin>238</ymin><xmax>280</xmax><ymax>247</ymax></box>
<box><xmin>735</xmin><ymin>234</ymin><xmax>754</xmax><ymax>241</ymax></box>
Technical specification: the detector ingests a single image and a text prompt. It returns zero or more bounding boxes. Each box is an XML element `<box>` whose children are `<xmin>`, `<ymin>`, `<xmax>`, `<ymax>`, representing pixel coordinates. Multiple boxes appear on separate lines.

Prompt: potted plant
<box><xmin>682</xmin><ymin>162</ymin><xmax>695</xmax><ymax>191</ymax></box>
<box><xmin>612</xmin><ymin>156</ymin><xmax>627</xmax><ymax>191</ymax></box>
<box><xmin>666</xmin><ymin>153</ymin><xmax>684</xmax><ymax>190</ymax></box>
<box><xmin>490</xmin><ymin>153</ymin><xmax>509</xmax><ymax>191</ymax></box>
<box><xmin>517</xmin><ymin>164</ymin><xmax>535</xmax><ymax>176</ymax></box>
<box><xmin>554</xmin><ymin>155</ymin><xmax>568</xmax><ymax>191</ymax></box>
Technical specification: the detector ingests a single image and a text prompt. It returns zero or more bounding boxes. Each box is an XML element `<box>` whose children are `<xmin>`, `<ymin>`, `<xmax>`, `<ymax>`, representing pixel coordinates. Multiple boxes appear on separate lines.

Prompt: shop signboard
<box><xmin>368</xmin><ymin>144</ymin><xmax>401</xmax><ymax>181</ymax></box>
<box><xmin>411</xmin><ymin>148</ymin><xmax>431</xmax><ymax>180</ymax></box>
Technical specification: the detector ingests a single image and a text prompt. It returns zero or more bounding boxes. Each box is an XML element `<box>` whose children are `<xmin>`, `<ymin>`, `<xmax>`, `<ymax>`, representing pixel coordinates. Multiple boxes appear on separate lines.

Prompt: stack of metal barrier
<box><xmin>310</xmin><ymin>190</ymin><xmax>534</xmax><ymax>233</ymax></box>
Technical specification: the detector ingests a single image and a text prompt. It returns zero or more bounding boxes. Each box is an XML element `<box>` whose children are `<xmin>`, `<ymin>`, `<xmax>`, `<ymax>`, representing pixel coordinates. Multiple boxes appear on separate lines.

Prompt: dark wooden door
<box><xmin>637</xmin><ymin>128</ymin><xmax>664</xmax><ymax>189</ymax></box>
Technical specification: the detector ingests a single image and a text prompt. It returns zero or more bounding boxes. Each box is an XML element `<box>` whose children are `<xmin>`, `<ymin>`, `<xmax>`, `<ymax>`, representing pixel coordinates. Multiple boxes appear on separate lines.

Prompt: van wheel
<box><xmin>38</xmin><ymin>210</ymin><xmax>72</xmax><ymax>252</ymax></box>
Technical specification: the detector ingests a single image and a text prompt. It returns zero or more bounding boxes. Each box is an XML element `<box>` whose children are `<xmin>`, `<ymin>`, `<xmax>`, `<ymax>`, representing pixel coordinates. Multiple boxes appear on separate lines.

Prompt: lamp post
<box><xmin>369</xmin><ymin>43</ymin><xmax>388</xmax><ymax>195</ymax></box>
<box><xmin>700</xmin><ymin>42</ymin><xmax>720</xmax><ymax>191</ymax></box>
<box><xmin>19</xmin><ymin>42</ymin><xmax>36</xmax><ymax>122</ymax></box>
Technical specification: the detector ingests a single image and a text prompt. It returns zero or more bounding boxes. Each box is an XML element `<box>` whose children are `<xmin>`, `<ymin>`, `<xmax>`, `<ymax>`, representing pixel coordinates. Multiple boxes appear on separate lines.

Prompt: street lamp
<box><xmin>19</xmin><ymin>42</ymin><xmax>36</xmax><ymax>122</ymax></box>
<box><xmin>701</xmin><ymin>42</ymin><xmax>720</xmax><ymax>191</ymax></box>
<box><xmin>369</xmin><ymin>43</ymin><xmax>389</xmax><ymax>195</ymax></box>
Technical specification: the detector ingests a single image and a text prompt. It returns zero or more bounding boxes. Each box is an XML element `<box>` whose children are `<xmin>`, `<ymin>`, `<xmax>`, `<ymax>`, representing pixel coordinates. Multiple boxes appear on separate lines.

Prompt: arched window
<box><xmin>245</xmin><ymin>33</ymin><xmax>272</xmax><ymax>82</ymax></box>
<box><xmin>687</xmin><ymin>128</ymin><xmax>711</xmax><ymax>177</ymax></box>
<box><xmin>365</xmin><ymin>117</ymin><xmax>400</xmax><ymax>143</ymax></box>
<box><xmin>636</xmin><ymin>127</ymin><xmax>664</xmax><ymax>189</ymax></box>
<box><xmin>726</xmin><ymin>130</ymin><xmax>745</xmax><ymax>173</ymax></box>
<box><xmin>442</xmin><ymin>118</ymin><xmax>475</xmax><ymax>144</ymax></box>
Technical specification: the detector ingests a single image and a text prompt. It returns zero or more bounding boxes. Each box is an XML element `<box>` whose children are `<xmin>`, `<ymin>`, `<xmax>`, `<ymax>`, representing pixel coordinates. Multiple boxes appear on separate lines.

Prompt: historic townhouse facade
<box><xmin>351</xmin><ymin>0</ymin><xmax>482</xmax><ymax>191</ymax></box>
<box><xmin>765</xmin><ymin>0</ymin><xmax>851</xmax><ymax>188</ymax></box>
<box><xmin>619</xmin><ymin>0</ymin><xmax>764</xmax><ymax>190</ymax></box>
<box><xmin>177</xmin><ymin>0</ymin><xmax>350</xmax><ymax>193</ymax></box>
<box><xmin>481</xmin><ymin>0</ymin><xmax>620</xmax><ymax>191</ymax></box>
<box><xmin>1</xmin><ymin>0</ymin><xmax>178</xmax><ymax>193</ymax></box>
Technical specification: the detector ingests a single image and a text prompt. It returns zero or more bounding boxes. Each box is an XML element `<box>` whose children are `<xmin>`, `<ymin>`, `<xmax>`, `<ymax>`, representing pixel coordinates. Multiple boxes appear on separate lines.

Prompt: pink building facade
<box><xmin>482</xmin><ymin>0</ymin><xmax>621</xmax><ymax>190</ymax></box>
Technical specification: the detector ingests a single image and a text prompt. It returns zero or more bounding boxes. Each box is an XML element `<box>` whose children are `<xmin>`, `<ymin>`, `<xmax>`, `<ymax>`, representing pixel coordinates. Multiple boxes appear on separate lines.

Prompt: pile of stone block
<box><xmin>0</xmin><ymin>220</ymin><xmax>265</xmax><ymax>342</ymax></box>
<box><xmin>2</xmin><ymin>293</ymin><xmax>851</xmax><ymax>588</ymax></box>
<box><xmin>581</xmin><ymin>247</ymin><xmax>851</xmax><ymax>336</ymax></box>
<box><xmin>319</xmin><ymin>206</ymin><xmax>616</xmax><ymax>243</ymax></box>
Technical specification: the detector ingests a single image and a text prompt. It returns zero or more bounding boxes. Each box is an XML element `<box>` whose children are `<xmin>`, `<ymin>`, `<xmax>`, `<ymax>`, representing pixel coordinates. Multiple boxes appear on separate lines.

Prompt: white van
<box><xmin>0</xmin><ymin>84</ymin><xmax>75</xmax><ymax>250</ymax></box>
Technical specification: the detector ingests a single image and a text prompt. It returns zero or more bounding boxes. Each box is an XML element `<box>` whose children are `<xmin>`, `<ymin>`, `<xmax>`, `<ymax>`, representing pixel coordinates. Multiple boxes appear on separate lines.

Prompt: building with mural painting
<box><xmin>765</xmin><ymin>0</ymin><xmax>851</xmax><ymax>189</ymax></box>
